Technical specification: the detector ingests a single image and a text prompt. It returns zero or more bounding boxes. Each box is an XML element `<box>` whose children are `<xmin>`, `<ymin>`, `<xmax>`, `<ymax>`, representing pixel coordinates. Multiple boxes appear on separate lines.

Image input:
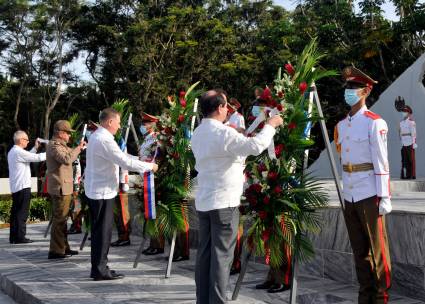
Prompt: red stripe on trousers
<box><xmin>377</xmin><ymin>215</ymin><xmax>391</xmax><ymax>289</ymax></box>
<box><xmin>411</xmin><ymin>147</ymin><xmax>416</xmax><ymax>177</ymax></box>
<box><xmin>119</xmin><ymin>191</ymin><xmax>128</xmax><ymax>232</ymax></box>
<box><xmin>182</xmin><ymin>205</ymin><xmax>189</xmax><ymax>255</ymax></box>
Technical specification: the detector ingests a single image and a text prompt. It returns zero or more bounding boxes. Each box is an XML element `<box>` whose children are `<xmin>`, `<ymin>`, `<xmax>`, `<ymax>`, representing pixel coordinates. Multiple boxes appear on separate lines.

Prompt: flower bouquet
<box><xmin>243</xmin><ymin>39</ymin><xmax>336</xmax><ymax>267</ymax></box>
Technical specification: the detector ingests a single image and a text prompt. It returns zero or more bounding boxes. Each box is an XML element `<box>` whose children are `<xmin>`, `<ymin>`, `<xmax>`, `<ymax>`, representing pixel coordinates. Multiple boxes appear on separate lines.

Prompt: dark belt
<box><xmin>401</xmin><ymin>133</ymin><xmax>411</xmax><ymax>136</ymax></box>
<box><xmin>343</xmin><ymin>163</ymin><xmax>374</xmax><ymax>173</ymax></box>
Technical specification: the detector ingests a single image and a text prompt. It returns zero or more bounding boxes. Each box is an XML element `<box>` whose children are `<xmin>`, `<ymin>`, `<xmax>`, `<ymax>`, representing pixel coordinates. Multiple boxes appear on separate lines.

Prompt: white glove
<box><xmin>413</xmin><ymin>143</ymin><xmax>418</xmax><ymax>149</ymax></box>
<box><xmin>379</xmin><ymin>197</ymin><xmax>392</xmax><ymax>215</ymax></box>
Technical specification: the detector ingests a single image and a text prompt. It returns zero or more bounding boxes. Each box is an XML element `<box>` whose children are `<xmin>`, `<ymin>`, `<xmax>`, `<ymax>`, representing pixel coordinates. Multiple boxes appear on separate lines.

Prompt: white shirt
<box><xmin>226</xmin><ymin>112</ymin><xmax>245</xmax><ymax>130</ymax></box>
<box><xmin>84</xmin><ymin>126</ymin><xmax>154</xmax><ymax>200</ymax></box>
<box><xmin>399</xmin><ymin>118</ymin><xmax>416</xmax><ymax>146</ymax></box>
<box><xmin>335</xmin><ymin>105</ymin><xmax>390</xmax><ymax>202</ymax></box>
<box><xmin>7</xmin><ymin>145</ymin><xmax>46</xmax><ymax>193</ymax></box>
<box><xmin>191</xmin><ymin>118</ymin><xmax>275</xmax><ymax>211</ymax></box>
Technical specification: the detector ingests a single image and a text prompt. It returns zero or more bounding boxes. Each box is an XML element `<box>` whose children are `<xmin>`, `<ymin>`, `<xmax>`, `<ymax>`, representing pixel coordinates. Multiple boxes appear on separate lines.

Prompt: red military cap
<box><xmin>342</xmin><ymin>66</ymin><xmax>378</xmax><ymax>88</ymax></box>
<box><xmin>227</xmin><ymin>103</ymin><xmax>236</xmax><ymax>114</ymax></box>
<box><xmin>87</xmin><ymin>120</ymin><xmax>100</xmax><ymax>131</ymax></box>
<box><xmin>229</xmin><ymin>97</ymin><xmax>241</xmax><ymax>110</ymax></box>
<box><xmin>402</xmin><ymin>105</ymin><xmax>413</xmax><ymax>114</ymax></box>
<box><xmin>141</xmin><ymin>112</ymin><xmax>159</xmax><ymax>123</ymax></box>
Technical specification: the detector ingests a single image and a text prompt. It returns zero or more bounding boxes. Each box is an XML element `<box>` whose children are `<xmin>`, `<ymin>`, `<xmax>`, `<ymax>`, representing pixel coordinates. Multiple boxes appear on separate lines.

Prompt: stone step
<box><xmin>317</xmin><ymin>178</ymin><xmax>425</xmax><ymax>193</ymax></box>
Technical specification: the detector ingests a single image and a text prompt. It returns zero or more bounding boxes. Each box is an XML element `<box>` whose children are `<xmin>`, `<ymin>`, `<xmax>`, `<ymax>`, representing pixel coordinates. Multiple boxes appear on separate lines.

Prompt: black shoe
<box><xmin>142</xmin><ymin>248</ymin><xmax>164</xmax><ymax>255</ymax></box>
<box><xmin>267</xmin><ymin>284</ymin><xmax>291</xmax><ymax>293</ymax></box>
<box><xmin>111</xmin><ymin>239</ymin><xmax>131</xmax><ymax>247</ymax></box>
<box><xmin>255</xmin><ymin>281</ymin><xmax>274</xmax><ymax>290</ymax></box>
<box><xmin>67</xmin><ymin>228</ymin><xmax>82</xmax><ymax>234</ymax></box>
<box><xmin>90</xmin><ymin>268</ymin><xmax>117</xmax><ymax>279</ymax></box>
<box><xmin>172</xmin><ymin>255</ymin><xmax>189</xmax><ymax>262</ymax></box>
<box><xmin>65</xmin><ymin>249</ymin><xmax>79</xmax><ymax>256</ymax></box>
<box><xmin>13</xmin><ymin>238</ymin><xmax>33</xmax><ymax>244</ymax></box>
<box><xmin>48</xmin><ymin>252</ymin><xmax>67</xmax><ymax>259</ymax></box>
<box><xmin>230</xmin><ymin>266</ymin><xmax>241</xmax><ymax>275</ymax></box>
<box><xmin>93</xmin><ymin>272</ymin><xmax>125</xmax><ymax>281</ymax></box>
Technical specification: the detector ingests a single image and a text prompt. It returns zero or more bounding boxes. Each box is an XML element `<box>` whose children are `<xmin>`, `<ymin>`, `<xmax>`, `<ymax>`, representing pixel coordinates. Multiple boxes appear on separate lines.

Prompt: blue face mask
<box><xmin>401</xmin><ymin>112</ymin><xmax>408</xmax><ymax>119</ymax></box>
<box><xmin>139</xmin><ymin>125</ymin><xmax>148</xmax><ymax>135</ymax></box>
<box><xmin>85</xmin><ymin>130</ymin><xmax>92</xmax><ymax>140</ymax></box>
<box><xmin>344</xmin><ymin>89</ymin><xmax>360</xmax><ymax>106</ymax></box>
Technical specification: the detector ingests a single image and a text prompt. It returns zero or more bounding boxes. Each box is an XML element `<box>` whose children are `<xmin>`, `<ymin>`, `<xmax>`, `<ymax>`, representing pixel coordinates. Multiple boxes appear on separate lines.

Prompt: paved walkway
<box><xmin>0</xmin><ymin>223</ymin><xmax>422</xmax><ymax>304</ymax></box>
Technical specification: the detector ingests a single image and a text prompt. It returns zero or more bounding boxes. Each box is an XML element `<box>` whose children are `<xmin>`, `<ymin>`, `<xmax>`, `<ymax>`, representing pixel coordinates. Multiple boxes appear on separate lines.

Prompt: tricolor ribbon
<box><xmin>143</xmin><ymin>171</ymin><xmax>156</xmax><ymax>220</ymax></box>
<box><xmin>143</xmin><ymin>147</ymin><xmax>159</xmax><ymax>220</ymax></box>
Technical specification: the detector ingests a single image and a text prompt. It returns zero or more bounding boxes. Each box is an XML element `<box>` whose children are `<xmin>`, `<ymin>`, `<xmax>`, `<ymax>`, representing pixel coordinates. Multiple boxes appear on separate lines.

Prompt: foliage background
<box><xmin>1</xmin><ymin>0</ymin><xmax>424</xmax><ymax>176</ymax></box>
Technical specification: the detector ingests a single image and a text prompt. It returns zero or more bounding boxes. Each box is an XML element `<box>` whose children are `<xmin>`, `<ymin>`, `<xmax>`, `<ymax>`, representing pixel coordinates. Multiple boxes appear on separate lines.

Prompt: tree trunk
<box><xmin>14</xmin><ymin>80</ymin><xmax>25</xmax><ymax>130</ymax></box>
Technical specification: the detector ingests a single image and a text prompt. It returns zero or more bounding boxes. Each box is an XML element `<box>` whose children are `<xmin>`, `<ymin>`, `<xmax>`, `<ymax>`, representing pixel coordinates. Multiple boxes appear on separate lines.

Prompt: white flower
<box><xmin>261</xmin><ymin>171</ymin><xmax>268</xmax><ymax>179</ymax></box>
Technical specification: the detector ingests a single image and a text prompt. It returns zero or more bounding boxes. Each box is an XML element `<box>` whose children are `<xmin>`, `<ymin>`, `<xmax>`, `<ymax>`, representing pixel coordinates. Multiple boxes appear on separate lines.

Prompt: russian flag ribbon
<box><xmin>143</xmin><ymin>171</ymin><xmax>156</xmax><ymax>220</ymax></box>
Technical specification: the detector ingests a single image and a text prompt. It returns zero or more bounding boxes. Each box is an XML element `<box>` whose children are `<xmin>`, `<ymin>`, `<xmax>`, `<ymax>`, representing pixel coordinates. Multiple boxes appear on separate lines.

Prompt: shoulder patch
<box><xmin>364</xmin><ymin>111</ymin><xmax>381</xmax><ymax>120</ymax></box>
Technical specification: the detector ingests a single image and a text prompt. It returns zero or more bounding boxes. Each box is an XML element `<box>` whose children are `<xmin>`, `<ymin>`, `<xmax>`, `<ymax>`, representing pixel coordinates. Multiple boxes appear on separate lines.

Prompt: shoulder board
<box><xmin>364</xmin><ymin>111</ymin><xmax>381</xmax><ymax>120</ymax></box>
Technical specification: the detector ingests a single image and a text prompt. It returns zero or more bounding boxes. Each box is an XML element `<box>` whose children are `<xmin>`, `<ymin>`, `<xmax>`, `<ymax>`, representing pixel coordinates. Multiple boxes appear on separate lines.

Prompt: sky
<box><xmin>274</xmin><ymin>0</ymin><xmax>399</xmax><ymax>21</ymax></box>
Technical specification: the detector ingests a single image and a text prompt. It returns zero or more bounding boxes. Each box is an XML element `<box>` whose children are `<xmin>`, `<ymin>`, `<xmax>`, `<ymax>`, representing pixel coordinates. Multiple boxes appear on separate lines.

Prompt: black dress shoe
<box><xmin>13</xmin><ymin>238</ymin><xmax>33</xmax><ymax>244</ymax></box>
<box><xmin>93</xmin><ymin>272</ymin><xmax>125</xmax><ymax>281</ymax></box>
<box><xmin>267</xmin><ymin>284</ymin><xmax>291</xmax><ymax>293</ymax></box>
<box><xmin>48</xmin><ymin>252</ymin><xmax>67</xmax><ymax>259</ymax></box>
<box><xmin>65</xmin><ymin>249</ymin><xmax>79</xmax><ymax>256</ymax></box>
<box><xmin>111</xmin><ymin>239</ymin><xmax>131</xmax><ymax>247</ymax></box>
<box><xmin>230</xmin><ymin>266</ymin><xmax>241</xmax><ymax>275</ymax></box>
<box><xmin>142</xmin><ymin>248</ymin><xmax>164</xmax><ymax>255</ymax></box>
<box><xmin>255</xmin><ymin>281</ymin><xmax>274</xmax><ymax>290</ymax></box>
<box><xmin>67</xmin><ymin>228</ymin><xmax>82</xmax><ymax>234</ymax></box>
<box><xmin>172</xmin><ymin>255</ymin><xmax>189</xmax><ymax>262</ymax></box>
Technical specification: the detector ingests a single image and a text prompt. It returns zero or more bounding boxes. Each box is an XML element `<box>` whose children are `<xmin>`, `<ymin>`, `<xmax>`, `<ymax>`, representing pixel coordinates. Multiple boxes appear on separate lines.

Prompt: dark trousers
<box><xmin>87</xmin><ymin>196</ymin><xmax>115</xmax><ymax>277</ymax></box>
<box><xmin>195</xmin><ymin>207</ymin><xmax>239</xmax><ymax>304</ymax></box>
<box><xmin>10</xmin><ymin>188</ymin><xmax>31</xmax><ymax>243</ymax></box>
<box><xmin>401</xmin><ymin>145</ymin><xmax>416</xmax><ymax>179</ymax></box>
<box><xmin>49</xmin><ymin>195</ymin><xmax>71</xmax><ymax>254</ymax></box>
<box><xmin>344</xmin><ymin>196</ymin><xmax>391</xmax><ymax>304</ymax></box>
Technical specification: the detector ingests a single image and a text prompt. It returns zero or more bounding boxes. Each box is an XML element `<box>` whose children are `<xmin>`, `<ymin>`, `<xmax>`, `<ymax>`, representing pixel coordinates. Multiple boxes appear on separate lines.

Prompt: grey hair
<box><xmin>13</xmin><ymin>130</ymin><xmax>27</xmax><ymax>144</ymax></box>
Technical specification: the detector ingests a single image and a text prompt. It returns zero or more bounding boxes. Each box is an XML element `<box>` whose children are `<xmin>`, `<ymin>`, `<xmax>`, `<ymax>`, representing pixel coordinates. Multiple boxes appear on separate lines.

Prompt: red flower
<box><xmin>179</xmin><ymin>91</ymin><xmax>186</xmax><ymax>98</ymax></box>
<box><xmin>285</xmin><ymin>63</ymin><xmax>295</xmax><ymax>75</ymax></box>
<box><xmin>178</xmin><ymin>114</ymin><xmax>185</xmax><ymax>122</ymax></box>
<box><xmin>276</xmin><ymin>104</ymin><xmax>283</xmax><ymax>112</ymax></box>
<box><xmin>277</xmin><ymin>91</ymin><xmax>284</xmax><ymax>98</ymax></box>
<box><xmin>274</xmin><ymin>185</ymin><xmax>282</xmax><ymax>194</ymax></box>
<box><xmin>172</xmin><ymin>152</ymin><xmax>180</xmax><ymax>159</ymax></box>
<box><xmin>251</xmin><ymin>183</ymin><xmax>262</xmax><ymax>193</ymax></box>
<box><xmin>261</xmin><ymin>229</ymin><xmax>271</xmax><ymax>242</ymax></box>
<box><xmin>258</xmin><ymin>122</ymin><xmax>265</xmax><ymax>129</ymax></box>
<box><xmin>266</xmin><ymin>99</ymin><xmax>278</xmax><ymax>108</ymax></box>
<box><xmin>258</xmin><ymin>211</ymin><xmax>267</xmax><ymax>220</ymax></box>
<box><xmin>248</xmin><ymin>115</ymin><xmax>256</xmax><ymax>121</ymax></box>
<box><xmin>267</xmin><ymin>171</ymin><xmax>278</xmax><ymax>180</ymax></box>
<box><xmin>180</xmin><ymin>98</ymin><xmax>187</xmax><ymax>108</ymax></box>
<box><xmin>257</xmin><ymin>163</ymin><xmax>266</xmax><ymax>172</ymax></box>
<box><xmin>288</xmin><ymin>122</ymin><xmax>297</xmax><ymax>130</ymax></box>
<box><xmin>299</xmin><ymin>81</ymin><xmax>308</xmax><ymax>94</ymax></box>
<box><xmin>275</xmin><ymin>144</ymin><xmax>285</xmax><ymax>157</ymax></box>
<box><xmin>263</xmin><ymin>196</ymin><xmax>270</xmax><ymax>205</ymax></box>
<box><xmin>247</xmin><ymin>195</ymin><xmax>257</xmax><ymax>206</ymax></box>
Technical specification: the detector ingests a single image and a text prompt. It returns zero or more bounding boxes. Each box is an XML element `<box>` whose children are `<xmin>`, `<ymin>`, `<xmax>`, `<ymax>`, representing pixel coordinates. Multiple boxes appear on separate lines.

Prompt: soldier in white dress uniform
<box><xmin>334</xmin><ymin>66</ymin><xmax>392</xmax><ymax>304</ymax></box>
<box><xmin>399</xmin><ymin>105</ymin><xmax>416</xmax><ymax>179</ymax></box>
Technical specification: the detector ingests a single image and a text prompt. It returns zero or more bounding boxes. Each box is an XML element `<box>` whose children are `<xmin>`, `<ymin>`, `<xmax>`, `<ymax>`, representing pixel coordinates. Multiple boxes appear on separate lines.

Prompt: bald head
<box><xmin>200</xmin><ymin>89</ymin><xmax>227</xmax><ymax>118</ymax></box>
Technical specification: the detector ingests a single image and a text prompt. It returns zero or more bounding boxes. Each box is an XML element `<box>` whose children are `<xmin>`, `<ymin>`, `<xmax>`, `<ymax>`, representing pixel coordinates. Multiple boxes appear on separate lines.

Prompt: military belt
<box><xmin>343</xmin><ymin>163</ymin><xmax>374</xmax><ymax>173</ymax></box>
<box><xmin>401</xmin><ymin>133</ymin><xmax>412</xmax><ymax>136</ymax></box>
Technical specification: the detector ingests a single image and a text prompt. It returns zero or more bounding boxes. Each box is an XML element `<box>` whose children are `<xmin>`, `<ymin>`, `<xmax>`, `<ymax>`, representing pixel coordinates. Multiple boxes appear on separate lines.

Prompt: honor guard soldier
<box><xmin>334</xmin><ymin>66</ymin><xmax>392</xmax><ymax>304</ymax></box>
<box><xmin>226</xmin><ymin>98</ymin><xmax>245</xmax><ymax>133</ymax></box>
<box><xmin>399</xmin><ymin>105</ymin><xmax>416</xmax><ymax>179</ymax></box>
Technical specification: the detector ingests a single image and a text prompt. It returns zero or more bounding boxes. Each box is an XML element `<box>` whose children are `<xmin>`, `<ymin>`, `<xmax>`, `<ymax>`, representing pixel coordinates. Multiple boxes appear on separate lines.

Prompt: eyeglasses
<box><xmin>21</xmin><ymin>138</ymin><xmax>29</xmax><ymax>142</ymax></box>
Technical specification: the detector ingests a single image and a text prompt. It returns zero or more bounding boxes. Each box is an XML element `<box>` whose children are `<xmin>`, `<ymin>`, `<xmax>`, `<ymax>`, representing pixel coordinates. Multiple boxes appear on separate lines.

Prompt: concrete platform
<box><xmin>0</xmin><ymin>223</ymin><xmax>422</xmax><ymax>304</ymax></box>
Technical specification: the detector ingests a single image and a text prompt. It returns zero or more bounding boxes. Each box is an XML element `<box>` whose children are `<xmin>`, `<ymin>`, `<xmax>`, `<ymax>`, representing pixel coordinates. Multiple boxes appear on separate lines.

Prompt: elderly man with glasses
<box><xmin>7</xmin><ymin>131</ymin><xmax>46</xmax><ymax>244</ymax></box>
